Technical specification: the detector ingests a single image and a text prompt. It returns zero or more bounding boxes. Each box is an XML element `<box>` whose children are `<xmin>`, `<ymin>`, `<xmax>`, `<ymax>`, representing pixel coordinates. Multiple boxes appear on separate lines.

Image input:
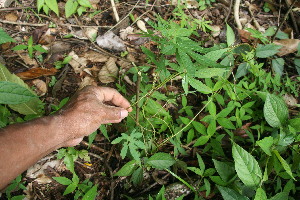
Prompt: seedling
<box><xmin>12</xmin><ymin>36</ymin><xmax>47</xmax><ymax>59</ymax></box>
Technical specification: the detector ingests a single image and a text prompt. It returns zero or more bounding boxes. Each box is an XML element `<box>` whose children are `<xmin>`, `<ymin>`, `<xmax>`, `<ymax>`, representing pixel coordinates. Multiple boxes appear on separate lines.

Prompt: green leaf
<box><xmin>196</xmin><ymin>153</ymin><xmax>205</xmax><ymax>175</ymax></box>
<box><xmin>188</xmin><ymin>77</ymin><xmax>212</xmax><ymax>94</ymax></box>
<box><xmin>114</xmin><ymin>160</ymin><xmax>137</xmax><ymax>176</ymax></box>
<box><xmin>77</xmin><ymin>6</ymin><xmax>87</xmax><ymax>16</ymax></box>
<box><xmin>63</xmin><ymin>182</ymin><xmax>77</xmax><ymax>195</ymax></box>
<box><xmin>288</xmin><ymin>118</ymin><xmax>300</xmax><ymax>131</ymax></box>
<box><xmin>232</xmin><ymin>143</ymin><xmax>262</xmax><ymax>187</ymax></box>
<box><xmin>273</xmin><ymin>150</ymin><xmax>295</xmax><ymax>180</ymax></box>
<box><xmin>82</xmin><ymin>185</ymin><xmax>98</xmax><ymax>200</ymax></box>
<box><xmin>37</xmin><ymin>0</ymin><xmax>45</xmax><ymax>12</ymax></box>
<box><xmin>204</xmin><ymin>49</ymin><xmax>229</xmax><ymax>62</ymax></box>
<box><xmin>45</xmin><ymin>0</ymin><xmax>59</xmax><ymax>16</ymax></box>
<box><xmin>12</xmin><ymin>44</ymin><xmax>28</xmax><ymax>51</ymax></box>
<box><xmin>269</xmin><ymin>192</ymin><xmax>289</xmax><ymax>200</ymax></box>
<box><xmin>217</xmin><ymin>185</ymin><xmax>249</xmax><ymax>200</ymax></box>
<box><xmin>256</xmin><ymin>136</ymin><xmax>273</xmax><ymax>156</ymax></box>
<box><xmin>254</xmin><ymin>188</ymin><xmax>267</xmax><ymax>200</ymax></box>
<box><xmin>52</xmin><ymin>177</ymin><xmax>72</xmax><ymax>185</ymax></box>
<box><xmin>77</xmin><ymin>0</ymin><xmax>92</xmax><ymax>8</ymax></box>
<box><xmin>193</xmin><ymin>135</ymin><xmax>210</xmax><ymax>146</ymax></box>
<box><xmin>0</xmin><ymin>28</ymin><xmax>15</xmax><ymax>44</ymax></box>
<box><xmin>65</xmin><ymin>0</ymin><xmax>78</xmax><ymax>18</ymax></box>
<box><xmin>226</xmin><ymin>24</ymin><xmax>235</xmax><ymax>46</ymax></box>
<box><xmin>147</xmin><ymin>153</ymin><xmax>176</xmax><ymax>170</ymax></box>
<box><xmin>130</xmin><ymin>167</ymin><xmax>143</xmax><ymax>187</ymax></box>
<box><xmin>195</xmin><ymin>68</ymin><xmax>226</xmax><ymax>78</ymax></box>
<box><xmin>213</xmin><ymin>159</ymin><xmax>236</xmax><ymax>183</ymax></box>
<box><xmin>0</xmin><ymin>64</ymin><xmax>43</xmax><ymax>115</ymax></box>
<box><xmin>272</xmin><ymin>58</ymin><xmax>284</xmax><ymax>77</ymax></box>
<box><xmin>99</xmin><ymin>124</ymin><xmax>109</xmax><ymax>141</ymax></box>
<box><xmin>0</xmin><ymin>81</ymin><xmax>37</xmax><ymax>104</ymax></box>
<box><xmin>256</xmin><ymin>43</ymin><xmax>281</xmax><ymax>58</ymax></box>
<box><xmin>235</xmin><ymin>63</ymin><xmax>249</xmax><ymax>79</ymax></box>
<box><xmin>33</xmin><ymin>45</ymin><xmax>48</xmax><ymax>53</ymax></box>
<box><xmin>263</xmin><ymin>93</ymin><xmax>288</xmax><ymax>128</ymax></box>
<box><xmin>217</xmin><ymin>118</ymin><xmax>235</xmax><ymax>129</ymax></box>
<box><xmin>11</xmin><ymin>195</ymin><xmax>26</xmax><ymax>200</ymax></box>
<box><xmin>207</xmin><ymin>120</ymin><xmax>216</xmax><ymax>136</ymax></box>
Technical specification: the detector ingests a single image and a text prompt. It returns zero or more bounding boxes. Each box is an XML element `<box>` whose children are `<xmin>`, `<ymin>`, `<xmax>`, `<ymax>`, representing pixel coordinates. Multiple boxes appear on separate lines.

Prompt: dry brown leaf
<box><xmin>120</xmin><ymin>26</ymin><xmax>134</xmax><ymax>40</ymax></box>
<box><xmin>79</xmin><ymin>76</ymin><xmax>97</xmax><ymax>90</ymax></box>
<box><xmin>16</xmin><ymin>68</ymin><xmax>58</xmax><ymax>80</ymax></box>
<box><xmin>96</xmin><ymin>31</ymin><xmax>126</xmax><ymax>52</ymax></box>
<box><xmin>68</xmin><ymin>51</ymin><xmax>88</xmax><ymax>74</ymax></box>
<box><xmin>31</xmin><ymin>79</ymin><xmax>47</xmax><ymax>96</ymax></box>
<box><xmin>98</xmin><ymin>57</ymin><xmax>118</xmax><ymax>83</ymax></box>
<box><xmin>273</xmin><ymin>39</ymin><xmax>300</xmax><ymax>56</ymax></box>
<box><xmin>51</xmin><ymin>41</ymin><xmax>72</xmax><ymax>54</ymax></box>
<box><xmin>82</xmin><ymin>50</ymin><xmax>109</xmax><ymax>63</ymax></box>
<box><xmin>117</xmin><ymin>60</ymin><xmax>132</xmax><ymax>70</ymax></box>
<box><xmin>283</xmin><ymin>94</ymin><xmax>298</xmax><ymax>107</ymax></box>
<box><xmin>5</xmin><ymin>13</ymin><xmax>18</xmax><ymax>22</ymax></box>
<box><xmin>238</xmin><ymin>29</ymin><xmax>255</xmax><ymax>43</ymax></box>
<box><xmin>17</xmin><ymin>52</ymin><xmax>38</xmax><ymax>67</ymax></box>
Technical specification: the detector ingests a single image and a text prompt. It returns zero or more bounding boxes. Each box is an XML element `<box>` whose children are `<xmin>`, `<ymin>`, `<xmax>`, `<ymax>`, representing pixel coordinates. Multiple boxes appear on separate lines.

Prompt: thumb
<box><xmin>101</xmin><ymin>105</ymin><xmax>128</xmax><ymax>124</ymax></box>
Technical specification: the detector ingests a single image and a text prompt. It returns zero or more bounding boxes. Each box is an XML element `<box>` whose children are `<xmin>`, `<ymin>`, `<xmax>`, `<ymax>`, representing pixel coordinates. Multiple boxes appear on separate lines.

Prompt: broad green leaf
<box><xmin>204</xmin><ymin>49</ymin><xmax>229</xmax><ymax>62</ymax></box>
<box><xmin>217</xmin><ymin>185</ymin><xmax>249</xmax><ymax>200</ymax></box>
<box><xmin>99</xmin><ymin>124</ymin><xmax>109</xmax><ymax>141</ymax></box>
<box><xmin>232</xmin><ymin>143</ymin><xmax>262</xmax><ymax>187</ymax></box>
<box><xmin>120</xmin><ymin>143</ymin><xmax>128</xmax><ymax>159</ymax></box>
<box><xmin>272</xmin><ymin>58</ymin><xmax>284</xmax><ymax>77</ymax></box>
<box><xmin>254</xmin><ymin>188</ymin><xmax>267</xmax><ymax>200</ymax></box>
<box><xmin>288</xmin><ymin>118</ymin><xmax>300</xmax><ymax>132</ymax></box>
<box><xmin>77</xmin><ymin>6</ymin><xmax>87</xmax><ymax>16</ymax></box>
<box><xmin>193</xmin><ymin>135</ymin><xmax>210</xmax><ymax>146</ymax></box>
<box><xmin>63</xmin><ymin>182</ymin><xmax>77</xmax><ymax>195</ymax></box>
<box><xmin>52</xmin><ymin>177</ymin><xmax>72</xmax><ymax>185</ymax></box>
<box><xmin>269</xmin><ymin>192</ymin><xmax>289</xmax><ymax>200</ymax></box>
<box><xmin>187</xmin><ymin>167</ymin><xmax>203</xmax><ymax>176</ymax></box>
<box><xmin>0</xmin><ymin>28</ymin><xmax>15</xmax><ymax>44</ymax></box>
<box><xmin>235</xmin><ymin>63</ymin><xmax>249</xmax><ymax>79</ymax></box>
<box><xmin>77</xmin><ymin>0</ymin><xmax>92</xmax><ymax>7</ymax></box>
<box><xmin>217</xmin><ymin>105</ymin><xmax>235</xmax><ymax>118</ymax></box>
<box><xmin>37</xmin><ymin>0</ymin><xmax>44</xmax><ymax>12</ymax></box>
<box><xmin>82</xmin><ymin>185</ymin><xmax>98</xmax><ymax>200</ymax></box>
<box><xmin>130</xmin><ymin>167</ymin><xmax>143</xmax><ymax>187</ymax></box>
<box><xmin>207</xmin><ymin>120</ymin><xmax>216</xmax><ymax>136</ymax></box>
<box><xmin>114</xmin><ymin>160</ymin><xmax>137</xmax><ymax>176</ymax></box>
<box><xmin>45</xmin><ymin>0</ymin><xmax>59</xmax><ymax>16</ymax></box>
<box><xmin>196</xmin><ymin>153</ymin><xmax>205</xmax><ymax>175</ymax></box>
<box><xmin>33</xmin><ymin>45</ymin><xmax>48</xmax><ymax>53</ymax></box>
<box><xmin>263</xmin><ymin>93</ymin><xmax>288</xmax><ymax>128</ymax></box>
<box><xmin>147</xmin><ymin>153</ymin><xmax>175</xmax><ymax>169</ymax></box>
<box><xmin>226</xmin><ymin>24</ymin><xmax>235</xmax><ymax>46</ymax></box>
<box><xmin>0</xmin><ymin>81</ymin><xmax>37</xmax><ymax>104</ymax></box>
<box><xmin>195</xmin><ymin>68</ymin><xmax>226</xmax><ymax>78</ymax></box>
<box><xmin>256</xmin><ymin>136</ymin><xmax>273</xmax><ymax>156</ymax></box>
<box><xmin>64</xmin><ymin>154</ymin><xmax>75</xmax><ymax>173</ymax></box>
<box><xmin>256</xmin><ymin>43</ymin><xmax>281</xmax><ymax>58</ymax></box>
<box><xmin>0</xmin><ymin>64</ymin><xmax>43</xmax><ymax>115</ymax></box>
<box><xmin>217</xmin><ymin>118</ymin><xmax>235</xmax><ymax>129</ymax></box>
<box><xmin>207</xmin><ymin>101</ymin><xmax>216</xmax><ymax>116</ymax></box>
<box><xmin>65</xmin><ymin>0</ymin><xmax>78</xmax><ymax>18</ymax></box>
<box><xmin>188</xmin><ymin>77</ymin><xmax>212</xmax><ymax>94</ymax></box>
<box><xmin>12</xmin><ymin>44</ymin><xmax>27</xmax><ymax>51</ymax></box>
<box><xmin>213</xmin><ymin>159</ymin><xmax>236</xmax><ymax>183</ymax></box>
<box><xmin>273</xmin><ymin>150</ymin><xmax>295</xmax><ymax>180</ymax></box>
<box><xmin>11</xmin><ymin>195</ymin><xmax>25</xmax><ymax>200</ymax></box>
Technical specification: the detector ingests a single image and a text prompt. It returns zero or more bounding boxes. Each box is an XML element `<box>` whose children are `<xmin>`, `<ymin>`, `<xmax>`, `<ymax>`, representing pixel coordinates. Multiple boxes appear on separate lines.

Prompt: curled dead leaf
<box><xmin>82</xmin><ymin>50</ymin><xmax>109</xmax><ymax>63</ymax></box>
<box><xmin>17</xmin><ymin>52</ymin><xmax>38</xmax><ymax>68</ymax></box>
<box><xmin>31</xmin><ymin>79</ymin><xmax>47</xmax><ymax>96</ymax></box>
<box><xmin>120</xmin><ymin>26</ymin><xmax>134</xmax><ymax>40</ymax></box>
<box><xmin>16</xmin><ymin>68</ymin><xmax>58</xmax><ymax>80</ymax></box>
<box><xmin>79</xmin><ymin>76</ymin><xmax>97</xmax><ymax>90</ymax></box>
<box><xmin>283</xmin><ymin>94</ymin><xmax>298</xmax><ymax>107</ymax></box>
<box><xmin>98</xmin><ymin>57</ymin><xmax>118</xmax><ymax>83</ymax></box>
<box><xmin>5</xmin><ymin>13</ymin><xmax>18</xmax><ymax>22</ymax></box>
<box><xmin>68</xmin><ymin>51</ymin><xmax>88</xmax><ymax>74</ymax></box>
<box><xmin>96</xmin><ymin>31</ymin><xmax>126</xmax><ymax>52</ymax></box>
<box><xmin>136</xmin><ymin>20</ymin><xmax>147</xmax><ymax>32</ymax></box>
<box><xmin>273</xmin><ymin>39</ymin><xmax>300</xmax><ymax>56</ymax></box>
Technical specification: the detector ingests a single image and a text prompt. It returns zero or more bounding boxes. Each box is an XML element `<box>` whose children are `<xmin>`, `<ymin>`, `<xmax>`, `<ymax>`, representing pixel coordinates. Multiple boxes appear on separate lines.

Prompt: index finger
<box><xmin>93</xmin><ymin>87</ymin><xmax>133</xmax><ymax>112</ymax></box>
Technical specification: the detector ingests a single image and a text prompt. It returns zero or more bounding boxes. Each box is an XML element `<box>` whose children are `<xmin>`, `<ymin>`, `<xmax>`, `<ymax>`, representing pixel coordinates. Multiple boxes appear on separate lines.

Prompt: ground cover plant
<box><xmin>0</xmin><ymin>0</ymin><xmax>300</xmax><ymax>199</ymax></box>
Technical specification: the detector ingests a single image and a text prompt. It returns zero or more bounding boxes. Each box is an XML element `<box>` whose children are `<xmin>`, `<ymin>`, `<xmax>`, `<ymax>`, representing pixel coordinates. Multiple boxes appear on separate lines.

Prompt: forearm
<box><xmin>0</xmin><ymin>115</ymin><xmax>65</xmax><ymax>189</ymax></box>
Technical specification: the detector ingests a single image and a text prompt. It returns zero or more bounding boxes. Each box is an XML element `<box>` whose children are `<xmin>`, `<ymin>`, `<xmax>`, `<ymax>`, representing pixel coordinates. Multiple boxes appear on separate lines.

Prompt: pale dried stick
<box><xmin>110</xmin><ymin>0</ymin><xmax>120</xmax><ymax>22</ymax></box>
<box><xmin>234</xmin><ymin>0</ymin><xmax>242</xmax><ymax>29</ymax></box>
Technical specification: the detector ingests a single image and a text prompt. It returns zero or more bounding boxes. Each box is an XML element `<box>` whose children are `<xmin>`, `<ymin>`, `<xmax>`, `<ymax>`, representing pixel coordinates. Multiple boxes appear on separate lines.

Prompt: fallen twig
<box><xmin>272</xmin><ymin>0</ymin><xmax>298</xmax><ymax>41</ymax></box>
<box><xmin>225</xmin><ymin>0</ymin><xmax>234</xmax><ymax>23</ymax></box>
<box><xmin>110</xmin><ymin>0</ymin><xmax>120</xmax><ymax>22</ymax></box>
<box><xmin>234</xmin><ymin>0</ymin><xmax>242</xmax><ymax>29</ymax></box>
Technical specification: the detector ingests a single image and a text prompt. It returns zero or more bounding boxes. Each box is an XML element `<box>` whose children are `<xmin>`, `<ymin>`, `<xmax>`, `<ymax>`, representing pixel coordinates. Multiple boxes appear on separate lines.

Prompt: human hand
<box><xmin>54</xmin><ymin>86</ymin><xmax>132</xmax><ymax>147</ymax></box>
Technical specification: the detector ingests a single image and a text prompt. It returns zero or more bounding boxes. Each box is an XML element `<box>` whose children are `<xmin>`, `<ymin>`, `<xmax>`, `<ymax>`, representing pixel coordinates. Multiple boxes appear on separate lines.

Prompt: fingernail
<box><xmin>121</xmin><ymin>110</ymin><xmax>128</xmax><ymax>119</ymax></box>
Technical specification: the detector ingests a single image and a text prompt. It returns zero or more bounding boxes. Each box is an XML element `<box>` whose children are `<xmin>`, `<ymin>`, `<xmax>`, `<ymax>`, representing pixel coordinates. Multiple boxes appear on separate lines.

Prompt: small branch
<box><xmin>284</xmin><ymin>0</ymin><xmax>299</xmax><ymax>36</ymax></box>
<box><xmin>0</xmin><ymin>6</ymin><xmax>35</xmax><ymax>11</ymax></box>
<box><xmin>135</xmin><ymin>70</ymin><xmax>141</xmax><ymax>125</ymax></box>
<box><xmin>110</xmin><ymin>0</ymin><xmax>120</xmax><ymax>22</ymax></box>
<box><xmin>272</xmin><ymin>0</ymin><xmax>298</xmax><ymax>42</ymax></box>
<box><xmin>225</xmin><ymin>0</ymin><xmax>234</xmax><ymax>23</ymax></box>
<box><xmin>234</xmin><ymin>0</ymin><xmax>242</xmax><ymax>29</ymax></box>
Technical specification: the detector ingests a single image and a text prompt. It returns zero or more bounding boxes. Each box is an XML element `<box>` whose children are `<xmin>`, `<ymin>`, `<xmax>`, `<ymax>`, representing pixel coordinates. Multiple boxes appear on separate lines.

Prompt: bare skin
<box><xmin>0</xmin><ymin>86</ymin><xmax>132</xmax><ymax>190</ymax></box>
